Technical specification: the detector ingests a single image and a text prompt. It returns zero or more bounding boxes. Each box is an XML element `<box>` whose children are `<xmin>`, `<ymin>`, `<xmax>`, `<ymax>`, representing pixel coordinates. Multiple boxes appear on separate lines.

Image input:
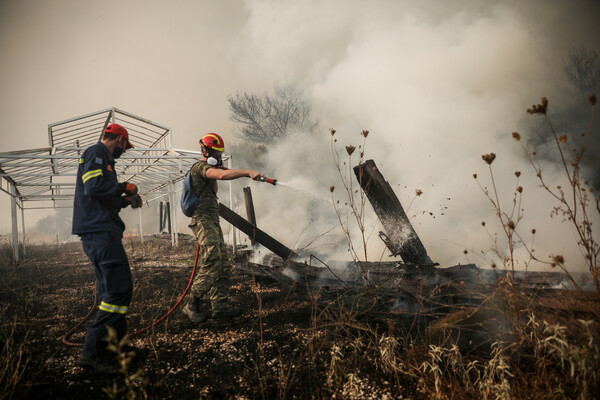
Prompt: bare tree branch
<box><xmin>228</xmin><ymin>83</ymin><xmax>318</xmax><ymax>143</ymax></box>
<box><xmin>564</xmin><ymin>46</ymin><xmax>600</xmax><ymax>95</ymax></box>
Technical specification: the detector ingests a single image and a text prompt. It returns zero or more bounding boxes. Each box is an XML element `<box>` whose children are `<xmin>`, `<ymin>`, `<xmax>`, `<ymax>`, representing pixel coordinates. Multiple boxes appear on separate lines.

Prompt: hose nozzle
<box><xmin>259</xmin><ymin>176</ymin><xmax>277</xmax><ymax>185</ymax></box>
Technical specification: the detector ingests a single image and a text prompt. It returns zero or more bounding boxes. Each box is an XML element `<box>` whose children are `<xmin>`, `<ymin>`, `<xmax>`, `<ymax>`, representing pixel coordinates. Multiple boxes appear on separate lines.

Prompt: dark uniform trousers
<box><xmin>80</xmin><ymin>231</ymin><xmax>133</xmax><ymax>359</ymax></box>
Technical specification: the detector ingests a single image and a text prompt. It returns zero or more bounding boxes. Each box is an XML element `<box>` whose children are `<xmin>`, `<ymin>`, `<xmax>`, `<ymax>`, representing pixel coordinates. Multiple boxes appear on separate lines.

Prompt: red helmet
<box><xmin>104</xmin><ymin>123</ymin><xmax>134</xmax><ymax>149</ymax></box>
<box><xmin>199</xmin><ymin>133</ymin><xmax>225</xmax><ymax>152</ymax></box>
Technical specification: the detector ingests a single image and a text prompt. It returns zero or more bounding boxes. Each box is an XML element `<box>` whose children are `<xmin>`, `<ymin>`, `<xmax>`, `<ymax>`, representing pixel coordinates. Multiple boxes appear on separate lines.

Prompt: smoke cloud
<box><xmin>1</xmin><ymin>0</ymin><xmax>599</xmax><ymax>271</ymax></box>
<box><xmin>230</xmin><ymin>0</ymin><xmax>600</xmax><ymax>269</ymax></box>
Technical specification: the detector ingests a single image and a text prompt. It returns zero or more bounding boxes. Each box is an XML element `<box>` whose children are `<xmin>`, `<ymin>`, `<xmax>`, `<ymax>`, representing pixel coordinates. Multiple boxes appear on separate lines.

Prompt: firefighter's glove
<box><xmin>121</xmin><ymin>194</ymin><xmax>142</xmax><ymax>209</ymax></box>
<box><xmin>130</xmin><ymin>194</ymin><xmax>143</xmax><ymax>209</ymax></box>
<box><xmin>119</xmin><ymin>182</ymin><xmax>138</xmax><ymax>196</ymax></box>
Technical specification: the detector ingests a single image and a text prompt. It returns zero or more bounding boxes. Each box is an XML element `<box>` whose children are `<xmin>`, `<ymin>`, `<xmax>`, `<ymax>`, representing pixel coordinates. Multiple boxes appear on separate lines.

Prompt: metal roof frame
<box><xmin>0</xmin><ymin>107</ymin><xmax>233</xmax><ymax>262</ymax></box>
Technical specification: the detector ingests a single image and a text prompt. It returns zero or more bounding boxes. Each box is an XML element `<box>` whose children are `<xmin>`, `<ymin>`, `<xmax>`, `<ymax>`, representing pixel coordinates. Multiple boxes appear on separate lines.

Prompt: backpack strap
<box><xmin>191</xmin><ymin>161</ymin><xmax>217</xmax><ymax>198</ymax></box>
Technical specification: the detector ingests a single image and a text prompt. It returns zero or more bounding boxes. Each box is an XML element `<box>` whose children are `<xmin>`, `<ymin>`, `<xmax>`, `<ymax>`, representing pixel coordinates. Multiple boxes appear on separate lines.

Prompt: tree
<box><xmin>561</xmin><ymin>46</ymin><xmax>600</xmax><ymax>189</ymax></box>
<box><xmin>227</xmin><ymin>83</ymin><xmax>318</xmax><ymax>143</ymax></box>
<box><xmin>564</xmin><ymin>46</ymin><xmax>600</xmax><ymax>95</ymax></box>
<box><xmin>527</xmin><ymin>46</ymin><xmax>600</xmax><ymax>190</ymax></box>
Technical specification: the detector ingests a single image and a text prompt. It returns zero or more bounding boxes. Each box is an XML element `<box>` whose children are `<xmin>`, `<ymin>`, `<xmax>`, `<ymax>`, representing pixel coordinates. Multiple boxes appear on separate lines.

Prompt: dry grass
<box><xmin>317</xmin><ymin>94</ymin><xmax>599</xmax><ymax>399</ymax></box>
<box><xmin>0</xmin><ymin>96</ymin><xmax>598</xmax><ymax>399</ymax></box>
<box><xmin>0</xmin><ymin>238</ymin><xmax>598</xmax><ymax>399</ymax></box>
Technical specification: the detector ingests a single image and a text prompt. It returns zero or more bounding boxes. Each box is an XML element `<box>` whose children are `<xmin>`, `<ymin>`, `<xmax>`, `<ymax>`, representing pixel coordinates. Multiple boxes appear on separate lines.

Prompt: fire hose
<box><xmin>61</xmin><ymin>241</ymin><xmax>200</xmax><ymax>346</ymax></box>
<box><xmin>62</xmin><ymin>175</ymin><xmax>276</xmax><ymax>346</ymax></box>
<box><xmin>216</xmin><ymin>167</ymin><xmax>278</xmax><ymax>185</ymax></box>
<box><xmin>258</xmin><ymin>176</ymin><xmax>277</xmax><ymax>185</ymax></box>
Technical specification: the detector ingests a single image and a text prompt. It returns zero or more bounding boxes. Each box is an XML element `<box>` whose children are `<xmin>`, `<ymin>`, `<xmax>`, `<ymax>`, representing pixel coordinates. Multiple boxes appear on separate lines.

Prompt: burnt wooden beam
<box><xmin>353</xmin><ymin>159</ymin><xmax>434</xmax><ymax>265</ymax></box>
<box><xmin>243</xmin><ymin>187</ymin><xmax>257</xmax><ymax>245</ymax></box>
<box><xmin>218</xmin><ymin>202</ymin><xmax>296</xmax><ymax>260</ymax></box>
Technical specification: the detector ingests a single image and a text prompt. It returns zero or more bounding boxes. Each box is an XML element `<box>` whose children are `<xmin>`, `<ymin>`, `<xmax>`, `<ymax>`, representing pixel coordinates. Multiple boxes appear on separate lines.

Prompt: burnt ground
<box><xmin>1</xmin><ymin>239</ymin><xmax>422</xmax><ymax>400</ymax></box>
<box><xmin>2</xmin><ymin>238</ymin><xmax>599</xmax><ymax>400</ymax></box>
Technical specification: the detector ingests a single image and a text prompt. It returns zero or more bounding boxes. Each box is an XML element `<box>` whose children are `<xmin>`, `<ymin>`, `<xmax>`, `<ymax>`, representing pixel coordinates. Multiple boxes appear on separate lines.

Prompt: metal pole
<box><xmin>169</xmin><ymin>181</ymin><xmax>179</xmax><ymax>246</ymax></box>
<box><xmin>138</xmin><ymin>207</ymin><xmax>144</xmax><ymax>244</ymax></box>
<box><xmin>167</xmin><ymin>201</ymin><xmax>173</xmax><ymax>245</ymax></box>
<box><xmin>228</xmin><ymin>156</ymin><xmax>236</xmax><ymax>256</ymax></box>
<box><xmin>10</xmin><ymin>183</ymin><xmax>19</xmax><ymax>263</ymax></box>
<box><xmin>159</xmin><ymin>202</ymin><xmax>164</xmax><ymax>232</ymax></box>
<box><xmin>20</xmin><ymin>202</ymin><xmax>26</xmax><ymax>258</ymax></box>
<box><xmin>48</xmin><ymin>124</ymin><xmax>54</xmax><ymax>147</ymax></box>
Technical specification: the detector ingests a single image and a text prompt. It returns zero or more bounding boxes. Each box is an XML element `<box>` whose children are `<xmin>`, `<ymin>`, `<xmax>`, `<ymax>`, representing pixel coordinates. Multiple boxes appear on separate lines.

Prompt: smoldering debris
<box><xmin>226</xmin><ymin>158</ymin><xmax>593</xmax><ymax>355</ymax></box>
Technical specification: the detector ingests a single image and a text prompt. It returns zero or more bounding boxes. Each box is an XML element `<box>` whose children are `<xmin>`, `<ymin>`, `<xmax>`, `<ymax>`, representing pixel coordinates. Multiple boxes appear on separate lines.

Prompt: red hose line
<box><xmin>61</xmin><ymin>290</ymin><xmax>98</xmax><ymax>347</ymax></box>
<box><xmin>129</xmin><ymin>241</ymin><xmax>199</xmax><ymax>337</ymax></box>
<box><xmin>62</xmin><ymin>242</ymin><xmax>200</xmax><ymax>346</ymax></box>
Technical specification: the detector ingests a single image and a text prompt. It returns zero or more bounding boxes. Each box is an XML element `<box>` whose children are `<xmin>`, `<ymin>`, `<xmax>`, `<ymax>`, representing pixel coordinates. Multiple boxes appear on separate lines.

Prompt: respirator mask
<box><xmin>206</xmin><ymin>149</ymin><xmax>223</xmax><ymax>167</ymax></box>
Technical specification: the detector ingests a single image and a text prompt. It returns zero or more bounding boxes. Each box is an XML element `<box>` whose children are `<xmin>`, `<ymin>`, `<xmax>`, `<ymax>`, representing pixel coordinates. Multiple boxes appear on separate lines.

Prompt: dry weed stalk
<box><xmin>474</xmin><ymin>94</ymin><xmax>600</xmax><ymax>346</ymax></box>
<box><xmin>275</xmin><ymin>348</ymin><xmax>298</xmax><ymax>400</ymax></box>
<box><xmin>102</xmin><ymin>326</ymin><xmax>148</xmax><ymax>400</ymax></box>
<box><xmin>329</xmin><ymin>129</ymin><xmax>372</xmax><ymax>285</ymax></box>
<box><xmin>418</xmin><ymin>342</ymin><xmax>513</xmax><ymax>400</ymax></box>
<box><xmin>474</xmin><ymin>155</ymin><xmax>533</xmax><ymax>332</ymax></box>
<box><xmin>525</xmin><ymin>313</ymin><xmax>599</xmax><ymax>400</ymax></box>
<box><xmin>516</xmin><ymin>95</ymin><xmax>599</xmax><ymax>300</ymax></box>
<box><xmin>325</xmin><ymin>344</ymin><xmax>345</xmax><ymax>389</ymax></box>
<box><xmin>475</xmin><ymin>153</ymin><xmax>530</xmax><ymax>282</ymax></box>
<box><xmin>0</xmin><ymin>315</ymin><xmax>30</xmax><ymax>400</ymax></box>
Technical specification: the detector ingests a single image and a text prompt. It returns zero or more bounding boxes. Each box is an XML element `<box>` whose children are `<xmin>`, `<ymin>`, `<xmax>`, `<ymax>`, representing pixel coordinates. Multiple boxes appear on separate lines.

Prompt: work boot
<box><xmin>122</xmin><ymin>344</ymin><xmax>149</xmax><ymax>363</ymax></box>
<box><xmin>212</xmin><ymin>306</ymin><xmax>241</xmax><ymax>319</ymax></box>
<box><xmin>182</xmin><ymin>296</ymin><xmax>208</xmax><ymax>323</ymax></box>
<box><xmin>77</xmin><ymin>353</ymin><xmax>120</xmax><ymax>375</ymax></box>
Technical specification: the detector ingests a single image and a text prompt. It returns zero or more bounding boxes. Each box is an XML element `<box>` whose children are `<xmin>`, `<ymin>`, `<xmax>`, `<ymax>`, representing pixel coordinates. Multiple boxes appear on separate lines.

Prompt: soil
<box><xmin>4</xmin><ymin>238</ymin><xmax>598</xmax><ymax>399</ymax></box>
<box><xmin>1</xmin><ymin>239</ymin><xmax>420</xmax><ymax>399</ymax></box>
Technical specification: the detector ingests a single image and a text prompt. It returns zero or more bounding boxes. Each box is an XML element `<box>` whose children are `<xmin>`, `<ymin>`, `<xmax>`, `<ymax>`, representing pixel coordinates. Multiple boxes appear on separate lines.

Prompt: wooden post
<box><xmin>218</xmin><ymin>203</ymin><xmax>295</xmax><ymax>260</ymax></box>
<box><xmin>243</xmin><ymin>187</ymin><xmax>257</xmax><ymax>245</ymax></box>
<box><xmin>353</xmin><ymin>159</ymin><xmax>434</xmax><ymax>265</ymax></box>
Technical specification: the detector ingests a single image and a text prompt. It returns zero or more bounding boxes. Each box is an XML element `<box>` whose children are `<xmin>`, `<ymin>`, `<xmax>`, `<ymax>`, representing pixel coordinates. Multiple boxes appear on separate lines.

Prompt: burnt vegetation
<box><xmin>1</xmin><ymin>52</ymin><xmax>600</xmax><ymax>399</ymax></box>
<box><xmin>1</xmin><ymin>93</ymin><xmax>599</xmax><ymax>399</ymax></box>
<box><xmin>1</xmin><ymin>231</ymin><xmax>599</xmax><ymax>399</ymax></box>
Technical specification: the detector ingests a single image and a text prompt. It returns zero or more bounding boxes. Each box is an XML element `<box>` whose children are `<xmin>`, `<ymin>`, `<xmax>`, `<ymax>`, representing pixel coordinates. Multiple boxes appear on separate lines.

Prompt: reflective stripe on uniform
<box><xmin>99</xmin><ymin>301</ymin><xmax>128</xmax><ymax>314</ymax></box>
<box><xmin>79</xmin><ymin>158</ymin><xmax>84</xmax><ymax>164</ymax></box>
<box><xmin>82</xmin><ymin>169</ymin><xmax>103</xmax><ymax>183</ymax></box>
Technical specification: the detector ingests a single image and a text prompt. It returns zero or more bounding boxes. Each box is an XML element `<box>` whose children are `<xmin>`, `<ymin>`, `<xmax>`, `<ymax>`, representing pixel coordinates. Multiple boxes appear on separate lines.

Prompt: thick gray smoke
<box><xmin>1</xmin><ymin>0</ymin><xmax>599</xmax><ymax>271</ymax></box>
<box><xmin>227</xmin><ymin>0</ymin><xmax>600</xmax><ymax>270</ymax></box>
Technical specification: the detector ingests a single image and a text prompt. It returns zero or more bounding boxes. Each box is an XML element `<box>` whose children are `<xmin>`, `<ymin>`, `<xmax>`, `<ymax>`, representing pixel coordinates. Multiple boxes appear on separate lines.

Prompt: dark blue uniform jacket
<box><xmin>72</xmin><ymin>142</ymin><xmax>126</xmax><ymax>235</ymax></box>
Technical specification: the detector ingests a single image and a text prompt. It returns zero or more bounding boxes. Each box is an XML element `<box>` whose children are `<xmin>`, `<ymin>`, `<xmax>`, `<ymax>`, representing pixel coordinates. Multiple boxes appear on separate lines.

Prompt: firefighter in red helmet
<box><xmin>72</xmin><ymin>123</ymin><xmax>142</xmax><ymax>373</ymax></box>
<box><xmin>182</xmin><ymin>133</ymin><xmax>265</xmax><ymax>323</ymax></box>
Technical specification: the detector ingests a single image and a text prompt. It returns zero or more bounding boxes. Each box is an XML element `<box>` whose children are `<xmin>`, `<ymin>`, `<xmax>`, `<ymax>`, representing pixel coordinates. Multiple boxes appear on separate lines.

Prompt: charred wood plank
<box><xmin>243</xmin><ymin>187</ymin><xmax>257</xmax><ymax>245</ymax></box>
<box><xmin>218</xmin><ymin>203</ymin><xmax>296</xmax><ymax>260</ymax></box>
<box><xmin>353</xmin><ymin>159</ymin><xmax>434</xmax><ymax>265</ymax></box>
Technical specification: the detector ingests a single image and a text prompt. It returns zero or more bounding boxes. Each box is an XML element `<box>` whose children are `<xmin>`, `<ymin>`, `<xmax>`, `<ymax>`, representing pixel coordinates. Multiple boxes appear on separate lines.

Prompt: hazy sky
<box><xmin>1</xmin><ymin>0</ymin><xmax>599</xmax><ymax>269</ymax></box>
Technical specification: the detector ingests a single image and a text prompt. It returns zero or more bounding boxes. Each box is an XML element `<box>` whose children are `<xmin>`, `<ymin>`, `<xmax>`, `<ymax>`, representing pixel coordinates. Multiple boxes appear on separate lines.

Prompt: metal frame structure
<box><xmin>0</xmin><ymin>107</ymin><xmax>233</xmax><ymax>262</ymax></box>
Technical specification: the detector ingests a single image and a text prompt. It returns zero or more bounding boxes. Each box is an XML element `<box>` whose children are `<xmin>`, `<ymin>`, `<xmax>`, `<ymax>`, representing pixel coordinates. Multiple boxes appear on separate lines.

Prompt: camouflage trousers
<box><xmin>189</xmin><ymin>219</ymin><xmax>231</xmax><ymax>314</ymax></box>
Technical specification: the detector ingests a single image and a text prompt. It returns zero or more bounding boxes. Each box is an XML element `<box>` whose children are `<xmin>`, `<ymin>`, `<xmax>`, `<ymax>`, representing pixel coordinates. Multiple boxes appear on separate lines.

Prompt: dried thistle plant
<box><xmin>474</xmin><ymin>148</ymin><xmax>533</xmax><ymax>328</ymax></box>
<box><xmin>482</xmin><ymin>153</ymin><xmax>497</xmax><ymax>165</ymax></box>
<box><xmin>330</xmin><ymin>129</ymin><xmax>372</xmax><ymax>285</ymax></box>
<box><xmin>527</xmin><ymin>97</ymin><xmax>549</xmax><ymax>114</ymax></box>
<box><xmin>516</xmin><ymin>95</ymin><xmax>599</xmax><ymax>299</ymax></box>
<box><xmin>588</xmin><ymin>94</ymin><xmax>596</xmax><ymax>106</ymax></box>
